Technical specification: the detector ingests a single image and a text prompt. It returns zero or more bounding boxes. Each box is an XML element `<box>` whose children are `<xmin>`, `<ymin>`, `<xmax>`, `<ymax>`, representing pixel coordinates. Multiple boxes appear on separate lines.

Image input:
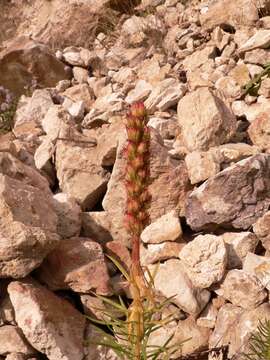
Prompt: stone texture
<box><xmin>248</xmin><ymin>112</ymin><xmax>270</xmax><ymax>151</ymax></box>
<box><xmin>102</xmin><ymin>128</ymin><xmax>192</xmax><ymax>244</ymax></box>
<box><xmin>253</xmin><ymin>210</ymin><xmax>270</xmax><ymax>250</ymax></box>
<box><xmin>243</xmin><ymin>252</ymin><xmax>270</xmax><ymax>290</ymax></box>
<box><xmin>8</xmin><ymin>281</ymin><xmax>86</xmax><ymax>360</ymax></box>
<box><xmin>177</xmin><ymin>88</ymin><xmax>237</xmax><ymax>151</ymax></box>
<box><xmin>0</xmin><ymin>174</ymin><xmax>59</xmax><ymax>278</ymax></box>
<box><xmin>185</xmin><ymin>150</ymin><xmax>220</xmax><ymax>184</ymax></box>
<box><xmin>0</xmin><ymin>325</ymin><xmax>35</xmax><ymax>356</ymax></box>
<box><xmin>238</xmin><ymin>30</ymin><xmax>270</xmax><ymax>53</ymax></box>
<box><xmin>141</xmin><ymin>242</ymin><xmax>185</xmax><ymax>266</ymax></box>
<box><xmin>37</xmin><ymin>237</ymin><xmax>111</xmax><ymax>295</ymax></box>
<box><xmin>81</xmin><ymin>211</ymin><xmax>113</xmax><ymax>244</ymax></box>
<box><xmin>197</xmin><ymin>302</ymin><xmax>218</xmax><ymax>329</ymax></box>
<box><xmin>222</xmin><ymin>232</ymin><xmax>259</xmax><ymax>269</ymax></box>
<box><xmin>141</xmin><ymin>210</ymin><xmax>182</xmax><ymax>244</ymax></box>
<box><xmin>186</xmin><ymin>154</ymin><xmax>270</xmax><ymax>231</ymax></box>
<box><xmin>179</xmin><ymin>234</ymin><xmax>227</xmax><ymax>288</ymax></box>
<box><xmin>0</xmin><ymin>37</ymin><xmax>69</xmax><ymax>96</ymax></box>
<box><xmin>149</xmin><ymin>259</ymin><xmax>210</xmax><ymax>315</ymax></box>
<box><xmin>215</xmin><ymin>269</ymin><xmax>267</xmax><ymax>309</ymax></box>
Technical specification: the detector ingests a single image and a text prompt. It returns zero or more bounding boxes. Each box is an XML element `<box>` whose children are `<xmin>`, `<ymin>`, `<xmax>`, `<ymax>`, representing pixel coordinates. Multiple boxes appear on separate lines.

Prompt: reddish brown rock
<box><xmin>37</xmin><ymin>237</ymin><xmax>111</xmax><ymax>295</ymax></box>
<box><xmin>186</xmin><ymin>154</ymin><xmax>270</xmax><ymax>231</ymax></box>
<box><xmin>253</xmin><ymin>210</ymin><xmax>270</xmax><ymax>250</ymax></box>
<box><xmin>8</xmin><ymin>281</ymin><xmax>86</xmax><ymax>360</ymax></box>
<box><xmin>248</xmin><ymin>112</ymin><xmax>270</xmax><ymax>151</ymax></box>
<box><xmin>0</xmin><ymin>325</ymin><xmax>35</xmax><ymax>356</ymax></box>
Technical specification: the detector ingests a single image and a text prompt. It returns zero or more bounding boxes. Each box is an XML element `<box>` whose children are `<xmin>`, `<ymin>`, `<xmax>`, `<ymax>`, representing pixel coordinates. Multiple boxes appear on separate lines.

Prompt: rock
<box><xmin>5</xmin><ymin>354</ymin><xmax>28</xmax><ymax>360</ymax></box>
<box><xmin>141</xmin><ymin>210</ymin><xmax>182</xmax><ymax>244</ymax></box>
<box><xmin>0</xmin><ymin>294</ymin><xmax>15</xmax><ymax>325</ymax></box>
<box><xmin>216</xmin><ymin>269</ymin><xmax>267</xmax><ymax>309</ymax></box>
<box><xmin>137</xmin><ymin>56</ymin><xmax>170</xmax><ymax>86</ymax></box>
<box><xmin>37</xmin><ymin>237</ymin><xmax>111</xmax><ymax>295</ymax></box>
<box><xmin>243</xmin><ymin>252</ymin><xmax>270</xmax><ymax>290</ymax></box>
<box><xmin>149</xmin><ymin>259</ymin><xmax>210</xmax><ymax>315</ymax></box>
<box><xmin>258</xmin><ymin>77</ymin><xmax>270</xmax><ymax>97</ymax></box>
<box><xmin>229</xmin><ymin>63</ymin><xmax>250</xmax><ymax>86</ymax></box>
<box><xmin>33</xmin><ymin>136</ymin><xmax>55</xmax><ymax>183</ymax></box>
<box><xmin>186</xmin><ymin>154</ymin><xmax>270</xmax><ymax>231</ymax></box>
<box><xmin>105</xmin><ymin>240</ymin><xmax>131</xmax><ymax>271</ymax></box>
<box><xmin>63</xmin><ymin>47</ymin><xmax>93</xmax><ymax>67</ymax></box>
<box><xmin>63</xmin><ymin>100</ymin><xmax>85</xmax><ymax>122</ymax></box>
<box><xmin>228</xmin><ymin>303</ymin><xmax>270</xmax><ymax>357</ymax></box>
<box><xmin>238</xmin><ymin>29</ymin><xmax>270</xmax><ymax>53</ymax></box>
<box><xmin>253</xmin><ymin>210</ymin><xmax>270</xmax><ymax>250</ymax></box>
<box><xmin>8</xmin><ymin>280</ymin><xmax>86</xmax><ymax>360</ymax></box>
<box><xmin>41</xmin><ymin>105</ymin><xmax>73</xmax><ymax>140</ymax></box>
<box><xmin>63</xmin><ymin>84</ymin><xmax>93</xmax><ymax>112</ymax></box>
<box><xmin>200</xmin><ymin>0</ymin><xmax>260</xmax><ymax>29</ymax></box>
<box><xmin>52</xmin><ymin>193</ymin><xmax>81</xmax><ymax>238</ymax></box>
<box><xmin>209</xmin><ymin>303</ymin><xmax>243</xmax><ymax>349</ymax></box>
<box><xmin>141</xmin><ymin>242</ymin><xmax>185</xmax><ymax>266</ymax></box>
<box><xmin>222</xmin><ymin>232</ymin><xmax>259</xmax><ymax>269</ymax></box>
<box><xmin>0</xmin><ymin>325</ymin><xmax>35</xmax><ymax>356</ymax></box>
<box><xmin>197</xmin><ymin>302</ymin><xmax>218</xmax><ymax>329</ymax></box>
<box><xmin>248</xmin><ymin>112</ymin><xmax>270</xmax><ymax>151</ymax></box>
<box><xmin>0</xmin><ymin>37</ymin><xmax>69</xmax><ymax>96</ymax></box>
<box><xmin>0</xmin><ymin>174</ymin><xmax>59</xmax><ymax>278</ymax></box>
<box><xmin>185</xmin><ymin>150</ymin><xmax>220</xmax><ymax>184</ymax></box>
<box><xmin>182</xmin><ymin>46</ymin><xmax>216</xmax><ymax>71</ymax></box>
<box><xmin>215</xmin><ymin>143</ymin><xmax>260</xmax><ymax>165</ymax></box>
<box><xmin>81</xmin><ymin>212</ymin><xmax>113</xmax><ymax>244</ymax></box>
<box><xmin>147</xmin><ymin>114</ymin><xmax>180</xmax><ymax>140</ymax></box>
<box><xmin>102</xmin><ymin>128</ymin><xmax>192</xmax><ymax>244</ymax></box>
<box><xmin>73</xmin><ymin>67</ymin><xmax>89</xmax><ymax>84</ymax></box>
<box><xmin>125</xmin><ymin>80</ymin><xmax>153</xmax><ymax>104</ymax></box>
<box><xmin>245</xmin><ymin>48</ymin><xmax>270</xmax><ymax>65</ymax></box>
<box><xmin>179</xmin><ymin>234</ymin><xmax>227</xmax><ymax>288</ymax></box>
<box><xmin>177</xmin><ymin>88</ymin><xmax>237</xmax><ymax>151</ymax></box>
<box><xmin>55</xmin><ymin>123</ymin><xmax>109</xmax><ymax>210</ymax></box>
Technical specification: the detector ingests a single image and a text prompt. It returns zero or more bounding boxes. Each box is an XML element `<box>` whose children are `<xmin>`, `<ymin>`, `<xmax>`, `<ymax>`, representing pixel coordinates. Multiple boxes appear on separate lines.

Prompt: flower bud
<box><xmin>130</xmin><ymin>102</ymin><xmax>147</xmax><ymax>119</ymax></box>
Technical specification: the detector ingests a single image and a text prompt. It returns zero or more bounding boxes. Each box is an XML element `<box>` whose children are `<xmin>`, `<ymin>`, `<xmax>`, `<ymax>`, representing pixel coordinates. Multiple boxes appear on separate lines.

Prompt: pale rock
<box><xmin>102</xmin><ymin>129</ymin><xmax>192</xmax><ymax>244</ymax></box>
<box><xmin>8</xmin><ymin>281</ymin><xmax>86</xmax><ymax>360</ymax></box>
<box><xmin>0</xmin><ymin>174</ymin><xmax>59</xmax><ymax>278</ymax></box>
<box><xmin>228</xmin><ymin>303</ymin><xmax>270</xmax><ymax>357</ymax></box>
<box><xmin>0</xmin><ymin>325</ymin><xmax>35</xmax><ymax>356</ymax></box>
<box><xmin>177</xmin><ymin>87</ymin><xmax>237</xmax><ymax>151</ymax></box>
<box><xmin>179</xmin><ymin>234</ymin><xmax>227</xmax><ymax>289</ymax></box>
<box><xmin>52</xmin><ymin>193</ymin><xmax>81</xmax><ymax>238</ymax></box>
<box><xmin>0</xmin><ymin>294</ymin><xmax>15</xmax><ymax>325</ymax></box>
<box><xmin>34</xmin><ymin>136</ymin><xmax>55</xmax><ymax>179</ymax></box>
<box><xmin>87</xmin><ymin>77</ymin><xmax>108</xmax><ymax>98</ymax></box>
<box><xmin>37</xmin><ymin>237</ymin><xmax>111</xmax><ymax>295</ymax></box>
<box><xmin>62</xmin><ymin>47</ymin><xmax>92</xmax><ymax>67</ymax></box>
<box><xmin>186</xmin><ymin>68</ymin><xmax>212</xmax><ymax>91</ymax></box>
<box><xmin>183</xmin><ymin>46</ymin><xmax>216</xmax><ymax>71</ymax></box>
<box><xmin>14</xmin><ymin>89</ymin><xmax>53</xmax><ymax>129</ymax></box>
<box><xmin>112</xmin><ymin>67</ymin><xmax>136</xmax><ymax>85</ymax></box>
<box><xmin>63</xmin><ymin>100</ymin><xmax>85</xmax><ymax>121</ymax></box>
<box><xmin>145</xmin><ymin>78</ymin><xmax>186</xmax><ymax>113</ymax></box>
<box><xmin>81</xmin><ymin>212</ymin><xmax>113</xmax><ymax>244</ymax></box>
<box><xmin>63</xmin><ymin>84</ymin><xmax>93</xmax><ymax>112</ymax></box>
<box><xmin>239</xmin><ymin>30</ymin><xmax>270</xmax><ymax>53</ymax></box>
<box><xmin>56</xmin><ymin>80</ymin><xmax>71</xmax><ymax>92</ymax></box>
<box><xmin>92</xmin><ymin>92</ymin><xmax>124</xmax><ymax>114</ymax></box>
<box><xmin>141</xmin><ymin>242</ymin><xmax>185</xmax><ymax>266</ymax></box>
<box><xmin>247</xmin><ymin>63</ymin><xmax>263</xmax><ymax>78</ymax></box>
<box><xmin>245</xmin><ymin>48</ymin><xmax>270</xmax><ymax>65</ymax></box>
<box><xmin>253</xmin><ymin>210</ymin><xmax>270</xmax><ymax>250</ymax></box>
<box><xmin>141</xmin><ymin>210</ymin><xmax>182</xmax><ymax>244</ymax></box>
<box><xmin>243</xmin><ymin>252</ymin><xmax>270</xmax><ymax>290</ymax></box>
<box><xmin>186</xmin><ymin>154</ymin><xmax>270</xmax><ymax>231</ymax></box>
<box><xmin>248</xmin><ymin>112</ymin><xmax>270</xmax><ymax>150</ymax></box>
<box><xmin>125</xmin><ymin>80</ymin><xmax>152</xmax><ymax>104</ymax></box>
<box><xmin>209</xmin><ymin>303</ymin><xmax>243</xmax><ymax>349</ymax></box>
<box><xmin>212</xmin><ymin>27</ymin><xmax>231</xmax><ymax>52</ymax></box>
<box><xmin>5</xmin><ymin>354</ymin><xmax>28</xmax><ymax>360</ymax></box>
<box><xmin>258</xmin><ymin>77</ymin><xmax>270</xmax><ymax>97</ymax></box>
<box><xmin>232</xmin><ymin>98</ymin><xmax>270</xmax><ymax>122</ymax></box>
<box><xmin>105</xmin><ymin>241</ymin><xmax>131</xmax><ymax>271</ymax></box>
<box><xmin>229</xmin><ymin>63</ymin><xmax>250</xmax><ymax>86</ymax></box>
<box><xmin>149</xmin><ymin>259</ymin><xmax>211</xmax><ymax>315</ymax></box>
<box><xmin>197</xmin><ymin>302</ymin><xmax>218</xmax><ymax>329</ymax></box>
<box><xmin>73</xmin><ymin>67</ymin><xmax>89</xmax><ymax>84</ymax></box>
<box><xmin>185</xmin><ymin>150</ymin><xmax>220</xmax><ymax>184</ymax></box>
<box><xmin>137</xmin><ymin>57</ymin><xmax>171</xmax><ymax>85</ymax></box>
<box><xmin>214</xmin><ymin>143</ymin><xmax>260</xmax><ymax>165</ymax></box>
<box><xmin>41</xmin><ymin>105</ymin><xmax>73</xmax><ymax>140</ymax></box>
<box><xmin>147</xmin><ymin>115</ymin><xmax>180</xmax><ymax>140</ymax></box>
<box><xmin>222</xmin><ymin>232</ymin><xmax>259</xmax><ymax>269</ymax></box>
<box><xmin>216</xmin><ymin>269</ymin><xmax>267</xmax><ymax>309</ymax></box>
<box><xmin>215</xmin><ymin>76</ymin><xmax>241</xmax><ymax>99</ymax></box>
<box><xmin>221</xmin><ymin>41</ymin><xmax>236</xmax><ymax>59</ymax></box>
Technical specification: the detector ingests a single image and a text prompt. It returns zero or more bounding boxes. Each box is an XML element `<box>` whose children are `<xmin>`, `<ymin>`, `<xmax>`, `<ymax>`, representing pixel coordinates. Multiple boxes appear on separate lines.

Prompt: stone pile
<box><xmin>2</xmin><ymin>0</ymin><xmax>270</xmax><ymax>359</ymax></box>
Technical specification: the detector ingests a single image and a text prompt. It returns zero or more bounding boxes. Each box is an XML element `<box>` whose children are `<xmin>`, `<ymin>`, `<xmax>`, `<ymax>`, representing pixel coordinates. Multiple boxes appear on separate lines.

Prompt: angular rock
<box><xmin>179</xmin><ymin>234</ymin><xmax>227</xmax><ymax>288</ymax></box>
<box><xmin>253</xmin><ymin>210</ymin><xmax>270</xmax><ymax>250</ymax></box>
<box><xmin>0</xmin><ymin>325</ymin><xmax>35</xmax><ymax>356</ymax></box>
<box><xmin>248</xmin><ymin>112</ymin><xmax>270</xmax><ymax>151</ymax></box>
<box><xmin>141</xmin><ymin>242</ymin><xmax>185</xmax><ymax>266</ymax></box>
<box><xmin>52</xmin><ymin>193</ymin><xmax>81</xmax><ymax>238</ymax></box>
<box><xmin>186</xmin><ymin>154</ymin><xmax>270</xmax><ymax>231</ymax></box>
<box><xmin>177</xmin><ymin>88</ymin><xmax>237</xmax><ymax>151</ymax></box>
<box><xmin>141</xmin><ymin>210</ymin><xmax>182</xmax><ymax>244</ymax></box>
<box><xmin>37</xmin><ymin>237</ymin><xmax>111</xmax><ymax>295</ymax></box>
<box><xmin>185</xmin><ymin>150</ymin><xmax>220</xmax><ymax>184</ymax></box>
<box><xmin>63</xmin><ymin>84</ymin><xmax>93</xmax><ymax>112</ymax></box>
<box><xmin>125</xmin><ymin>80</ymin><xmax>152</xmax><ymax>104</ymax></box>
<box><xmin>0</xmin><ymin>37</ymin><xmax>69</xmax><ymax>96</ymax></box>
<box><xmin>81</xmin><ymin>211</ymin><xmax>113</xmax><ymax>244</ymax></box>
<box><xmin>8</xmin><ymin>281</ymin><xmax>86</xmax><ymax>360</ymax></box>
<box><xmin>182</xmin><ymin>46</ymin><xmax>216</xmax><ymax>71</ymax></box>
<box><xmin>222</xmin><ymin>232</ymin><xmax>258</xmax><ymax>269</ymax></box>
<box><xmin>0</xmin><ymin>174</ymin><xmax>59</xmax><ymax>278</ymax></box>
<box><xmin>149</xmin><ymin>259</ymin><xmax>210</xmax><ymax>315</ymax></box>
<box><xmin>197</xmin><ymin>302</ymin><xmax>218</xmax><ymax>329</ymax></box>
<box><xmin>216</xmin><ymin>269</ymin><xmax>267</xmax><ymax>309</ymax></box>
<box><xmin>238</xmin><ymin>29</ymin><xmax>270</xmax><ymax>53</ymax></box>
<box><xmin>243</xmin><ymin>252</ymin><xmax>270</xmax><ymax>290</ymax></box>
<box><xmin>102</xmin><ymin>128</ymin><xmax>192</xmax><ymax>244</ymax></box>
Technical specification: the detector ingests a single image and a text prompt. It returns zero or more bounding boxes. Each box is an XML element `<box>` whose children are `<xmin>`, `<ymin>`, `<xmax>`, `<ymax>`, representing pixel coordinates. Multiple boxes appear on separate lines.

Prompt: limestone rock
<box><xmin>253</xmin><ymin>210</ymin><xmax>270</xmax><ymax>250</ymax></box>
<box><xmin>63</xmin><ymin>84</ymin><xmax>93</xmax><ymax>112</ymax></box>
<box><xmin>197</xmin><ymin>302</ymin><xmax>218</xmax><ymax>329</ymax></box>
<box><xmin>186</xmin><ymin>154</ymin><xmax>270</xmax><ymax>231</ymax></box>
<box><xmin>177</xmin><ymin>88</ymin><xmax>237</xmax><ymax>151</ymax></box>
<box><xmin>141</xmin><ymin>210</ymin><xmax>182</xmax><ymax>244</ymax></box>
<box><xmin>102</xmin><ymin>128</ymin><xmax>191</xmax><ymax>244</ymax></box>
<box><xmin>182</xmin><ymin>46</ymin><xmax>216</xmax><ymax>72</ymax></box>
<box><xmin>0</xmin><ymin>174</ymin><xmax>59</xmax><ymax>278</ymax></box>
<box><xmin>149</xmin><ymin>259</ymin><xmax>210</xmax><ymax>315</ymax></box>
<box><xmin>222</xmin><ymin>232</ymin><xmax>259</xmax><ymax>269</ymax></box>
<box><xmin>238</xmin><ymin>29</ymin><xmax>270</xmax><ymax>53</ymax></box>
<box><xmin>52</xmin><ymin>193</ymin><xmax>81</xmax><ymax>238</ymax></box>
<box><xmin>185</xmin><ymin>150</ymin><xmax>220</xmax><ymax>184</ymax></box>
<box><xmin>125</xmin><ymin>80</ymin><xmax>152</xmax><ymax>104</ymax></box>
<box><xmin>179</xmin><ymin>234</ymin><xmax>227</xmax><ymax>288</ymax></box>
<box><xmin>0</xmin><ymin>325</ymin><xmax>35</xmax><ymax>356</ymax></box>
<box><xmin>243</xmin><ymin>252</ymin><xmax>270</xmax><ymax>290</ymax></box>
<box><xmin>8</xmin><ymin>281</ymin><xmax>86</xmax><ymax>360</ymax></box>
<box><xmin>216</xmin><ymin>269</ymin><xmax>267</xmax><ymax>309</ymax></box>
<box><xmin>0</xmin><ymin>37</ymin><xmax>69</xmax><ymax>96</ymax></box>
<box><xmin>37</xmin><ymin>237</ymin><xmax>111</xmax><ymax>295</ymax></box>
<box><xmin>141</xmin><ymin>242</ymin><xmax>185</xmax><ymax>266</ymax></box>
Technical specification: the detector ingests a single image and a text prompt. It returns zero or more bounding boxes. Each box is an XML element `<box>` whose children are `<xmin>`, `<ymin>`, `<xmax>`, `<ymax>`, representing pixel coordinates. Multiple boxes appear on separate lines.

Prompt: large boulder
<box><xmin>186</xmin><ymin>154</ymin><xmax>270</xmax><ymax>231</ymax></box>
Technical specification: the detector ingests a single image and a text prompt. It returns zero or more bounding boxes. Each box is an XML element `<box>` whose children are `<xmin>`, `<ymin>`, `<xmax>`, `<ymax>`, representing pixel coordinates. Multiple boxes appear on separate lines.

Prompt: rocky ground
<box><xmin>1</xmin><ymin>0</ymin><xmax>270</xmax><ymax>359</ymax></box>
